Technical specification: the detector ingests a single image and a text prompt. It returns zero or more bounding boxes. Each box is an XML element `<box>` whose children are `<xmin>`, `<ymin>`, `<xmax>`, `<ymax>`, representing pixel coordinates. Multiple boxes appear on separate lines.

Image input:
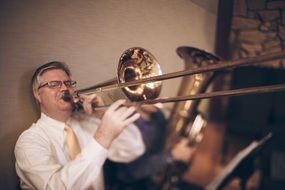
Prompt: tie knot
<box><xmin>64</xmin><ymin>124</ymin><xmax>71</xmax><ymax>131</ymax></box>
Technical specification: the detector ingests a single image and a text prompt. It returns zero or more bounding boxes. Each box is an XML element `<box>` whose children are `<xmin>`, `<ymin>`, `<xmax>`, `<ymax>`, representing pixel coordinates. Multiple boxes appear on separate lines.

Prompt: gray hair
<box><xmin>31</xmin><ymin>61</ymin><xmax>71</xmax><ymax>92</ymax></box>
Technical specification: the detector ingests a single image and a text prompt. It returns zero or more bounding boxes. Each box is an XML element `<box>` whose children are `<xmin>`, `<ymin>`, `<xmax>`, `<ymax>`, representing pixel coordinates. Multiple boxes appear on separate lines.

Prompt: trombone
<box><xmin>73</xmin><ymin>47</ymin><xmax>285</xmax><ymax>108</ymax></box>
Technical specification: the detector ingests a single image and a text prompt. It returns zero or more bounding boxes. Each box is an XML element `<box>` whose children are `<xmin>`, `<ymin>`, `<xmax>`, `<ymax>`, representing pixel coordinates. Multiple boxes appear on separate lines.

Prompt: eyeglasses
<box><xmin>38</xmin><ymin>80</ymin><xmax>77</xmax><ymax>90</ymax></box>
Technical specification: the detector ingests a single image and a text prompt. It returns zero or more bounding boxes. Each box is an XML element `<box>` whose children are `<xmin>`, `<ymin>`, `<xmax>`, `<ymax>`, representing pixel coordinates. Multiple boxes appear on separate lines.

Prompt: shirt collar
<box><xmin>38</xmin><ymin>113</ymin><xmax>68</xmax><ymax>132</ymax></box>
<box><xmin>37</xmin><ymin>113</ymin><xmax>70</xmax><ymax>161</ymax></box>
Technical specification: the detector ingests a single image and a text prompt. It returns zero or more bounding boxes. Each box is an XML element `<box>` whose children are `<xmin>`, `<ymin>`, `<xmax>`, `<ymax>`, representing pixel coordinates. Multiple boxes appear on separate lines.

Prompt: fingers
<box><xmin>117</xmin><ymin>106</ymin><xmax>136</xmax><ymax>120</ymax></box>
<box><xmin>91</xmin><ymin>94</ymin><xmax>104</xmax><ymax>107</ymax></box>
<box><xmin>103</xmin><ymin>99</ymin><xmax>140</xmax><ymax>128</ymax></box>
<box><xmin>106</xmin><ymin>99</ymin><xmax>126</xmax><ymax>113</ymax></box>
<box><xmin>80</xmin><ymin>94</ymin><xmax>104</xmax><ymax>115</ymax></box>
<box><xmin>122</xmin><ymin>112</ymin><xmax>140</xmax><ymax>126</ymax></box>
<box><xmin>107</xmin><ymin>100</ymin><xmax>139</xmax><ymax>121</ymax></box>
<box><xmin>82</xmin><ymin>94</ymin><xmax>96</xmax><ymax>114</ymax></box>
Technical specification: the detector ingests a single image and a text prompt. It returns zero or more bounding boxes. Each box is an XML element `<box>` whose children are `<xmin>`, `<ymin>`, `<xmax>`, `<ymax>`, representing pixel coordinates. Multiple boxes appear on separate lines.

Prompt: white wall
<box><xmin>0</xmin><ymin>0</ymin><xmax>217</xmax><ymax>188</ymax></box>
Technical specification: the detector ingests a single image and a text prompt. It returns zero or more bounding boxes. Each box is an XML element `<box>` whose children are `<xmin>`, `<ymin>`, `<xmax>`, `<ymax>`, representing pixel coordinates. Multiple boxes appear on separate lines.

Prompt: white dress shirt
<box><xmin>15</xmin><ymin>113</ymin><xmax>145</xmax><ymax>190</ymax></box>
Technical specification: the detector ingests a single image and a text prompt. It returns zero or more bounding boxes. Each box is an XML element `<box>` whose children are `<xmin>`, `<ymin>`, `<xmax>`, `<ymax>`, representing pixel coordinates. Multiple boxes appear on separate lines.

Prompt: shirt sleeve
<box><xmin>15</xmin><ymin>129</ymin><xmax>108</xmax><ymax>190</ymax></box>
<box><xmin>76</xmin><ymin>115</ymin><xmax>146</xmax><ymax>163</ymax></box>
<box><xmin>107</xmin><ymin>123</ymin><xmax>146</xmax><ymax>163</ymax></box>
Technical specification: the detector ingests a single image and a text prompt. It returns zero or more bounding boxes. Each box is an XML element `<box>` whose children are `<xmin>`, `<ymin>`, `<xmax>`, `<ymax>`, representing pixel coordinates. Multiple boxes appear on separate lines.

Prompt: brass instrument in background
<box><xmin>165</xmin><ymin>46</ymin><xmax>221</xmax><ymax>149</ymax></box>
<box><xmin>160</xmin><ymin>47</ymin><xmax>221</xmax><ymax>190</ymax></box>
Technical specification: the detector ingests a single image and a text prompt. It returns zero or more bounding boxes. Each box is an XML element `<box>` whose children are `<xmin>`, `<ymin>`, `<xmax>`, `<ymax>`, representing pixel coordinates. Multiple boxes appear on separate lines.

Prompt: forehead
<box><xmin>39</xmin><ymin>69</ymin><xmax>70</xmax><ymax>81</ymax></box>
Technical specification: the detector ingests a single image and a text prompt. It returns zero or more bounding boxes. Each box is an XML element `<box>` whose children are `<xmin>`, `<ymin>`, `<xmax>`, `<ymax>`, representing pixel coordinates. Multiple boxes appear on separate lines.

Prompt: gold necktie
<box><xmin>64</xmin><ymin>124</ymin><xmax>81</xmax><ymax>160</ymax></box>
<box><xmin>64</xmin><ymin>124</ymin><xmax>95</xmax><ymax>189</ymax></box>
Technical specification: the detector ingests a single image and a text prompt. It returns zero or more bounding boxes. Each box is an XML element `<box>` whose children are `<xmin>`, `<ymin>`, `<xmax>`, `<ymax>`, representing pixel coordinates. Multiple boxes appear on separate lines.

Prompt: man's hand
<box><xmin>79</xmin><ymin>94</ymin><xmax>105</xmax><ymax>118</ymax></box>
<box><xmin>94</xmin><ymin>99</ymin><xmax>140</xmax><ymax>149</ymax></box>
<box><xmin>171</xmin><ymin>138</ymin><xmax>196</xmax><ymax>163</ymax></box>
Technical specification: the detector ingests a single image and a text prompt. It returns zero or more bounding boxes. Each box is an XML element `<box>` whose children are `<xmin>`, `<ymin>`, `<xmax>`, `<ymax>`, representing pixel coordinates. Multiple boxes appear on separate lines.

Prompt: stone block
<box><xmin>233</xmin><ymin>0</ymin><xmax>247</xmax><ymax>16</ymax></box>
<box><xmin>239</xmin><ymin>30</ymin><xmax>276</xmax><ymax>43</ymax></box>
<box><xmin>248</xmin><ymin>10</ymin><xmax>258</xmax><ymax>19</ymax></box>
<box><xmin>268</xmin><ymin>1</ymin><xmax>285</xmax><ymax>10</ymax></box>
<box><xmin>232</xmin><ymin>17</ymin><xmax>260</xmax><ymax>30</ymax></box>
<box><xmin>261</xmin><ymin>46</ymin><xmax>282</xmax><ymax>55</ymax></box>
<box><xmin>247</xmin><ymin>0</ymin><xmax>266</xmax><ymax>10</ymax></box>
<box><xmin>263</xmin><ymin>38</ymin><xmax>281</xmax><ymax>50</ymax></box>
<box><xmin>240</xmin><ymin>43</ymin><xmax>262</xmax><ymax>56</ymax></box>
<box><xmin>258</xmin><ymin>10</ymin><xmax>280</xmax><ymax>22</ymax></box>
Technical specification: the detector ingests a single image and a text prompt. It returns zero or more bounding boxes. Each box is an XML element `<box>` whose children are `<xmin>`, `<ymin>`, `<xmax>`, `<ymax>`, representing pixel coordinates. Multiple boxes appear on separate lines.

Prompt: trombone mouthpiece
<box><xmin>62</xmin><ymin>92</ymin><xmax>84</xmax><ymax>111</ymax></box>
<box><xmin>62</xmin><ymin>92</ymin><xmax>72</xmax><ymax>102</ymax></box>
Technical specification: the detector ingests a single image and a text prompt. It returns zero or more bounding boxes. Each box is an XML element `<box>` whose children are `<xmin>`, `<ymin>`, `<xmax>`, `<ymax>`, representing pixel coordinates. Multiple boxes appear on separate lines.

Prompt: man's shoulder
<box><xmin>16</xmin><ymin>123</ymin><xmax>49</xmax><ymax>147</ymax></box>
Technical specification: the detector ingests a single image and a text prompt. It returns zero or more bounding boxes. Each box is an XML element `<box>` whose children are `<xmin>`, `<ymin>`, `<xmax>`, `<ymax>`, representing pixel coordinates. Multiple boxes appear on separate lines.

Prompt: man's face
<box><xmin>34</xmin><ymin>69</ymin><xmax>75</xmax><ymax>115</ymax></box>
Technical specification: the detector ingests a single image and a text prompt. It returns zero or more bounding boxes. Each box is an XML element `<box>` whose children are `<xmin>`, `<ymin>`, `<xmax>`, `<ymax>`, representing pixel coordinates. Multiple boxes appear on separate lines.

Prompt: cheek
<box><xmin>39</xmin><ymin>91</ymin><xmax>57</xmax><ymax>103</ymax></box>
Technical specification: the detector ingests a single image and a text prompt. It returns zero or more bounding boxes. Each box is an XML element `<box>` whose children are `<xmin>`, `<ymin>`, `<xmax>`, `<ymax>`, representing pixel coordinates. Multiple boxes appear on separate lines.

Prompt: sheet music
<box><xmin>205</xmin><ymin>133</ymin><xmax>272</xmax><ymax>190</ymax></box>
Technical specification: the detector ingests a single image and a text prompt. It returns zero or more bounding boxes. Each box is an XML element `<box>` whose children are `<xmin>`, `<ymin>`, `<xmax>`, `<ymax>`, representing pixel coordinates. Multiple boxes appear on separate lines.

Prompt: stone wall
<box><xmin>230</xmin><ymin>0</ymin><xmax>285</xmax><ymax>68</ymax></box>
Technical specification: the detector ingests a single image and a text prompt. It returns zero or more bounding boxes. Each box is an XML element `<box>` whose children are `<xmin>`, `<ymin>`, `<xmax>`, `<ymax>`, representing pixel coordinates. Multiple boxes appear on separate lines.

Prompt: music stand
<box><xmin>205</xmin><ymin>133</ymin><xmax>272</xmax><ymax>190</ymax></box>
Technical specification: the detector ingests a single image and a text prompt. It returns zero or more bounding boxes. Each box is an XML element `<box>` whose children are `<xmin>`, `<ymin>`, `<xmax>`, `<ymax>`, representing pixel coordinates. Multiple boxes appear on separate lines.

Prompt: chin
<box><xmin>59</xmin><ymin>102</ymin><xmax>73</xmax><ymax>111</ymax></box>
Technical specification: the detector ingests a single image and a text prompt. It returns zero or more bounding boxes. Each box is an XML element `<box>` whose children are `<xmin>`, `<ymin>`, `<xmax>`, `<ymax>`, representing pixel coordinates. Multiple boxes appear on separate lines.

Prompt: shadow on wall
<box><xmin>18</xmin><ymin>69</ymin><xmax>40</xmax><ymax>133</ymax></box>
<box><xmin>1</xmin><ymin>69</ymin><xmax>40</xmax><ymax>189</ymax></box>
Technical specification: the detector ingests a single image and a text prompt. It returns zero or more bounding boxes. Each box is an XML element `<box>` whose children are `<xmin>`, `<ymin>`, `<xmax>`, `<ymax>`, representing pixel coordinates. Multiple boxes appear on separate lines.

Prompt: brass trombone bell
<box><xmin>117</xmin><ymin>47</ymin><xmax>162</xmax><ymax>101</ymax></box>
<box><xmin>77</xmin><ymin>48</ymin><xmax>285</xmax><ymax>107</ymax></box>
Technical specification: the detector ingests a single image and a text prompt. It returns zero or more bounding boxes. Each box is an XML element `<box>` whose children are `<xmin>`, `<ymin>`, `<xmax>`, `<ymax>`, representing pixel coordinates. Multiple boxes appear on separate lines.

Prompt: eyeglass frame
<box><xmin>38</xmin><ymin>80</ymin><xmax>77</xmax><ymax>90</ymax></box>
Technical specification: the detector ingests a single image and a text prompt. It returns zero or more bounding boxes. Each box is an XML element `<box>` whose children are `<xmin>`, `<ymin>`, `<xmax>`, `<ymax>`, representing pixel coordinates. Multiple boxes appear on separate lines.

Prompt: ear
<box><xmin>33</xmin><ymin>89</ymin><xmax>42</xmax><ymax>103</ymax></box>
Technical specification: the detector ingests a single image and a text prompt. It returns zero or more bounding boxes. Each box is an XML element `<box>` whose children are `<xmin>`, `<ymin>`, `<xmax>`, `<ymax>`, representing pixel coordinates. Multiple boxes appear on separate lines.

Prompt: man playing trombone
<box><xmin>14</xmin><ymin>61</ymin><xmax>145</xmax><ymax>190</ymax></box>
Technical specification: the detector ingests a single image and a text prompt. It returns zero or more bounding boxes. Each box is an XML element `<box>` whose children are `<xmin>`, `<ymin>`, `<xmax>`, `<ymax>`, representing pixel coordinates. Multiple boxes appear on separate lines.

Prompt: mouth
<box><xmin>61</xmin><ymin>92</ymin><xmax>82</xmax><ymax>111</ymax></box>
